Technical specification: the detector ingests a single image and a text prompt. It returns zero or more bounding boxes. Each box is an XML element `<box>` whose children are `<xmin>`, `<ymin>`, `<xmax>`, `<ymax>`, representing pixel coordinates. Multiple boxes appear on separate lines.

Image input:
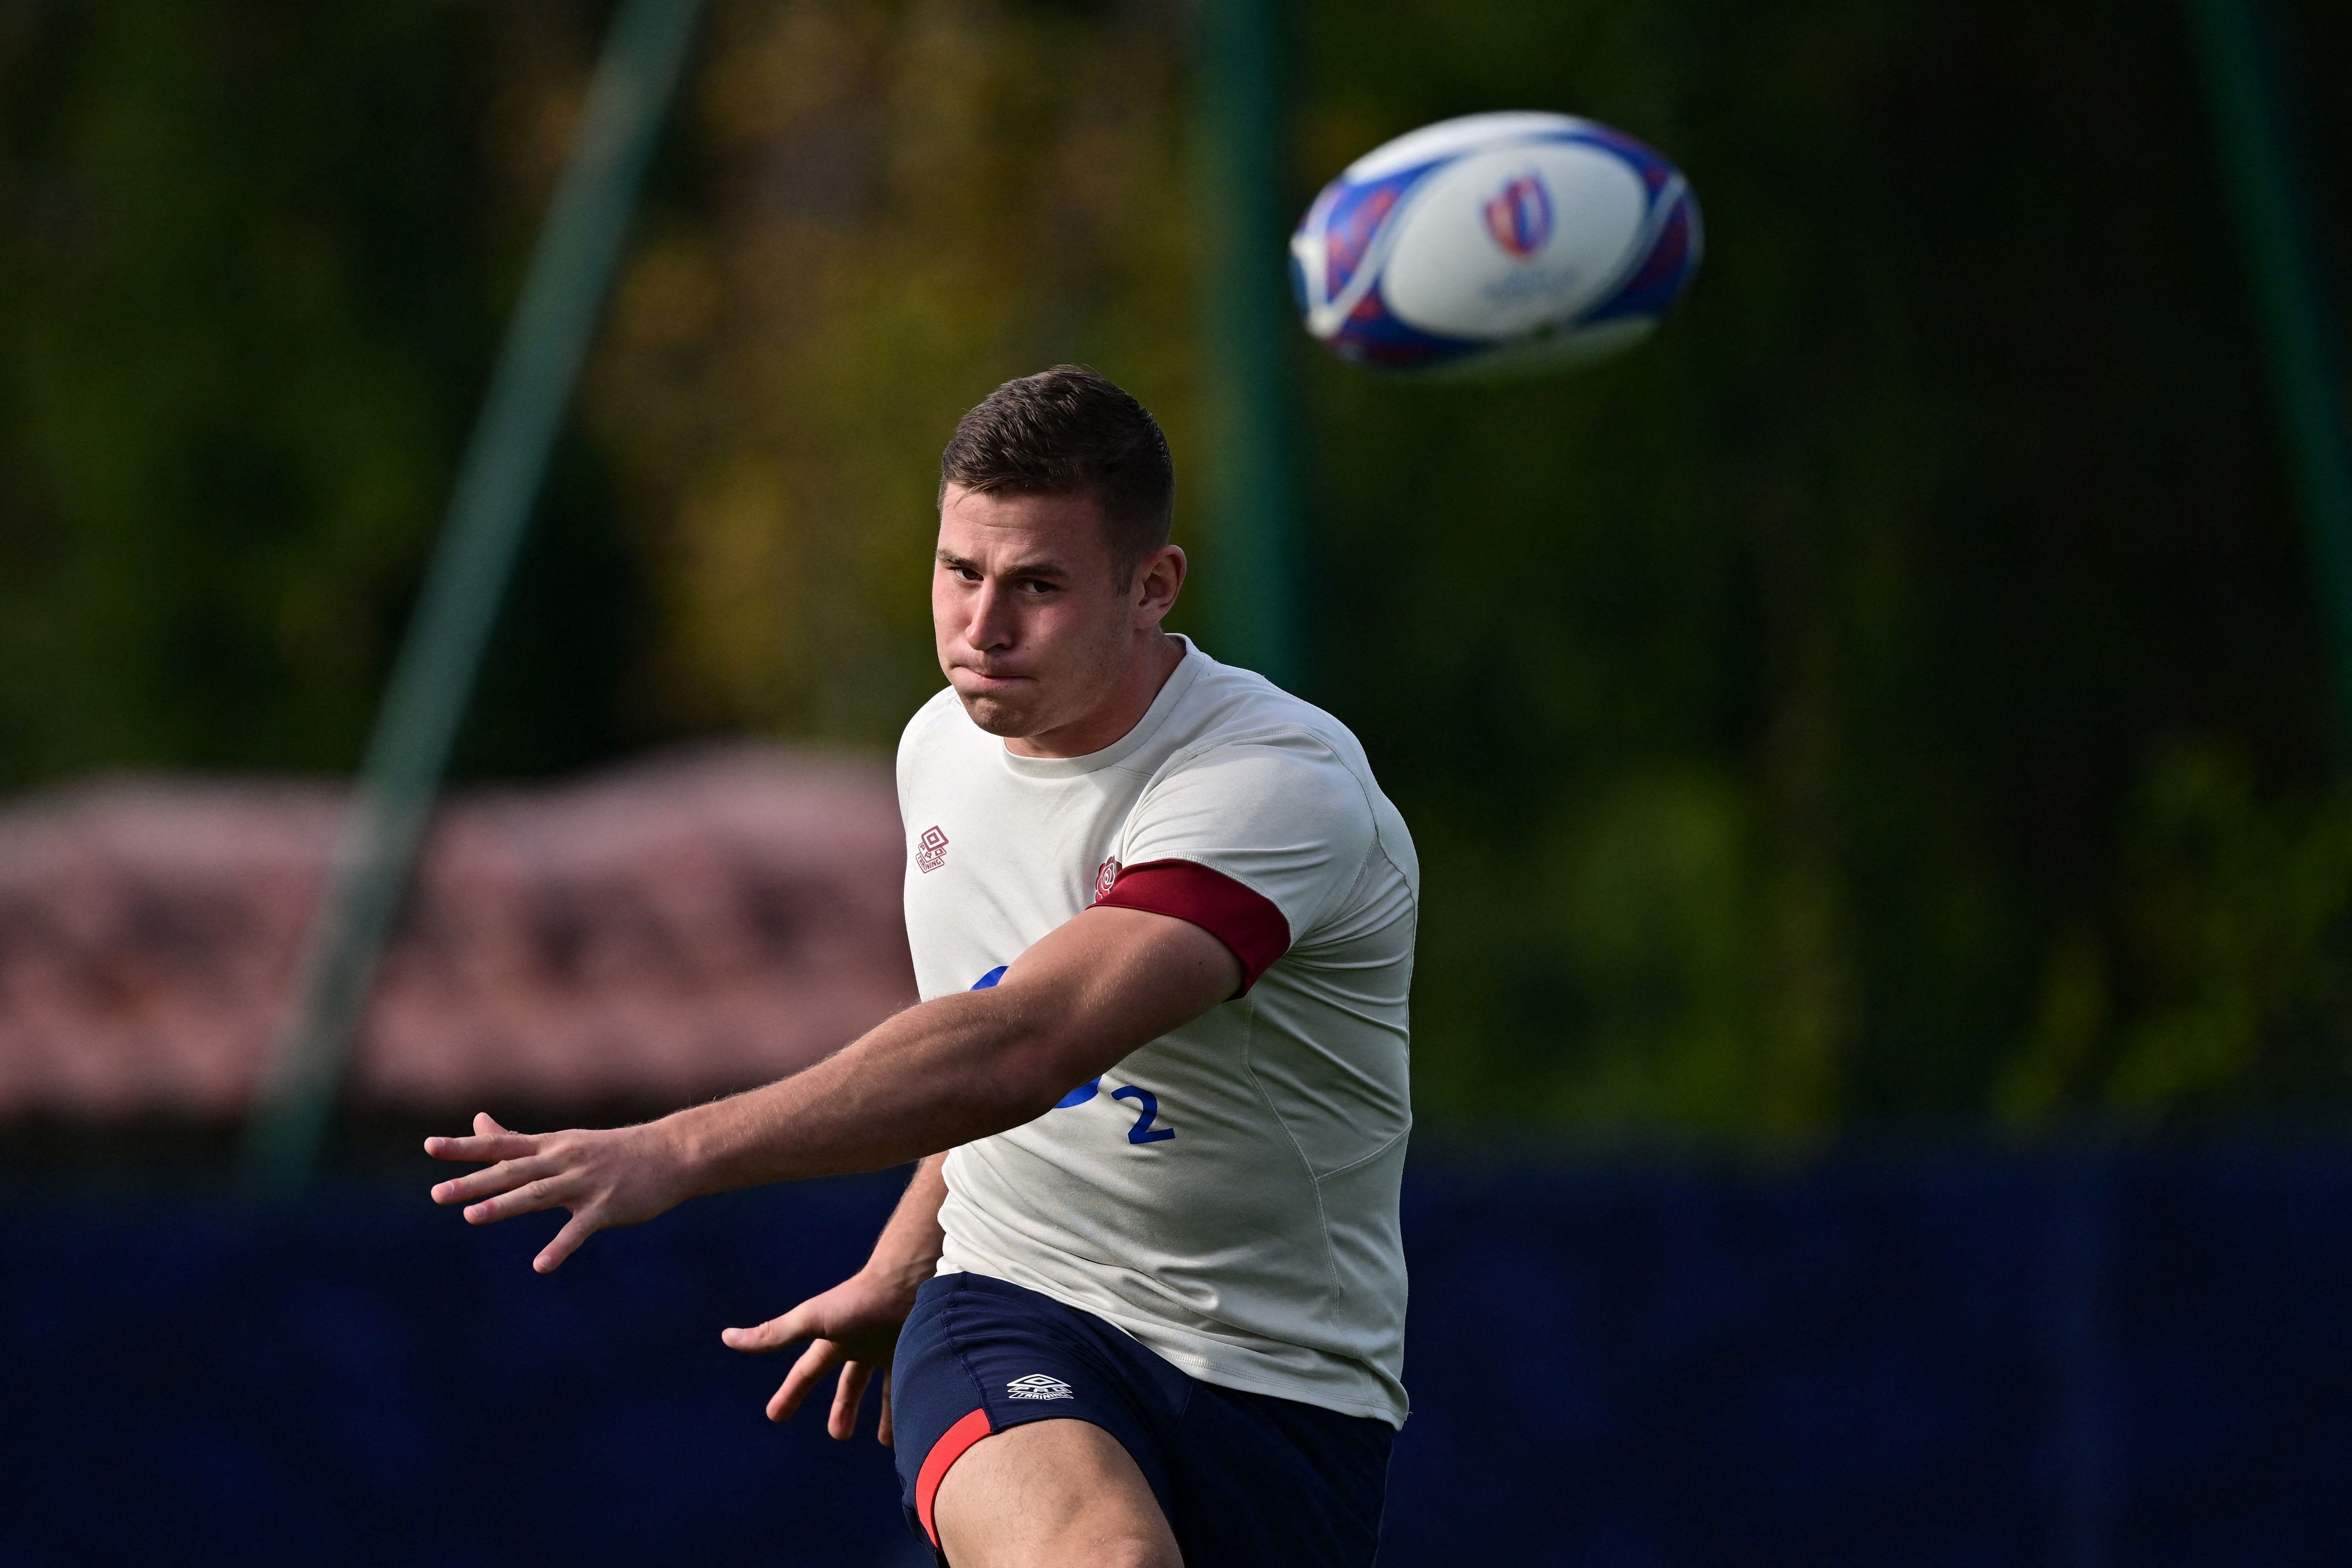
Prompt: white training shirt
<box><xmin>899</xmin><ymin>638</ymin><xmax>1418</xmax><ymax>1426</ymax></box>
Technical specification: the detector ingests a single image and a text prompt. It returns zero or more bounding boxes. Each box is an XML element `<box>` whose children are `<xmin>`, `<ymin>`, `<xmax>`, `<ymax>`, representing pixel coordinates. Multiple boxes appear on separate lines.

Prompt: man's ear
<box><xmin>1134</xmin><ymin>545</ymin><xmax>1186</xmax><ymax>624</ymax></box>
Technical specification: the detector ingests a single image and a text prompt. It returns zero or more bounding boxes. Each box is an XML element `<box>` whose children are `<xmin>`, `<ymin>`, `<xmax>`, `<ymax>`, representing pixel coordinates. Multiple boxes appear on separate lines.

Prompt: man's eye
<box><xmin>1018</xmin><ymin>579</ymin><xmax>1054</xmax><ymax>594</ymax></box>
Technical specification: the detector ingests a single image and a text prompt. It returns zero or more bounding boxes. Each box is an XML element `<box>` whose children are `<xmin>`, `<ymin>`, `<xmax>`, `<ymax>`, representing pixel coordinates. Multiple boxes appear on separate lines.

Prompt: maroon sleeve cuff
<box><xmin>1093</xmin><ymin>858</ymin><xmax>1292</xmax><ymax>994</ymax></box>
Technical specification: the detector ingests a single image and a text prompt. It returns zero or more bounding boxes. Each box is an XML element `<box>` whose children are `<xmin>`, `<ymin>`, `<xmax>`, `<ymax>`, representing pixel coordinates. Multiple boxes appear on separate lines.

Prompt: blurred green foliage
<box><xmin>0</xmin><ymin>4</ymin><xmax>477</xmax><ymax>776</ymax></box>
<box><xmin>0</xmin><ymin>2</ymin><xmax>655</xmax><ymax>782</ymax></box>
<box><xmin>1</xmin><ymin>0</ymin><xmax>2348</xmax><ymax>1132</ymax></box>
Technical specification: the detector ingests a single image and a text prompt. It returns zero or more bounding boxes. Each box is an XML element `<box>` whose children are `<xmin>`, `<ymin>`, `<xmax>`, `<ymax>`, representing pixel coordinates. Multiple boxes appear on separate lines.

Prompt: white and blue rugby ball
<box><xmin>1290</xmin><ymin>111</ymin><xmax>1702</xmax><ymax>378</ymax></box>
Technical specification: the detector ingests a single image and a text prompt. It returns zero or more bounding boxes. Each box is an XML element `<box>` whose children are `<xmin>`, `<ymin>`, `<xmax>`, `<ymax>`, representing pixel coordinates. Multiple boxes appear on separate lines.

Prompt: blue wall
<box><xmin>5</xmin><ymin>1145</ymin><xmax>2350</xmax><ymax>1566</ymax></box>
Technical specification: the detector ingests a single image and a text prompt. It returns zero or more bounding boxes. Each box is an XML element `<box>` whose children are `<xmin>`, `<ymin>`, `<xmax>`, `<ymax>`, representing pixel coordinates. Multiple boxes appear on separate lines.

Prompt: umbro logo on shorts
<box><xmin>1005</xmin><ymin>1373</ymin><xmax>1074</xmax><ymax>1401</ymax></box>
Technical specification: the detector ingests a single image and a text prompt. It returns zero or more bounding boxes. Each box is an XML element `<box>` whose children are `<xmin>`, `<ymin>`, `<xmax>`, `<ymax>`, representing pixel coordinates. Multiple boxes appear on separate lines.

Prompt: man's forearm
<box><xmin>651</xmin><ymin>906</ymin><xmax>1236</xmax><ymax>1201</ymax></box>
<box><xmin>861</xmin><ymin>1154</ymin><xmax>949</xmax><ymax>1301</ymax></box>
<box><xmin>668</xmin><ymin>986</ymin><xmax>1074</xmax><ymax>1199</ymax></box>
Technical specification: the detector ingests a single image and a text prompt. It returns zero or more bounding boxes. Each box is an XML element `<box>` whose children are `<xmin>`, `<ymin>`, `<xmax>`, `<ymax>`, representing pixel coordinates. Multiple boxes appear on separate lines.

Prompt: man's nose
<box><xmin>965</xmin><ymin>580</ymin><xmax>1016</xmax><ymax>651</ymax></box>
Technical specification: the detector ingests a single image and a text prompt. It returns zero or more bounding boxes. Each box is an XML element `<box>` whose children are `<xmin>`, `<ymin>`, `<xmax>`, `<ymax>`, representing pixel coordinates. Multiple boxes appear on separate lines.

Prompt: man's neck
<box><xmin>1004</xmin><ymin>633</ymin><xmax>1187</xmax><ymax>759</ymax></box>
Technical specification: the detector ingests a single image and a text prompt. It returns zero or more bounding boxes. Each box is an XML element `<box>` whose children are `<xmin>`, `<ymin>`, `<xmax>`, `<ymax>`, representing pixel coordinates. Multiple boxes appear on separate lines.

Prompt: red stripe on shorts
<box><xmin>1094</xmin><ymin>859</ymin><xmax>1292</xmax><ymax>994</ymax></box>
<box><xmin>915</xmin><ymin>1407</ymin><xmax>994</xmax><ymax>1545</ymax></box>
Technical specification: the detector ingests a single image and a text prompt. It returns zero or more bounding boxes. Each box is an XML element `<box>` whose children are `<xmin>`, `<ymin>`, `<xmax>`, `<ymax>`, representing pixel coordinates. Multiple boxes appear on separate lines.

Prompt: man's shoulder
<box><xmin>894</xmin><ymin>687</ymin><xmax>985</xmax><ymax>810</ymax></box>
<box><xmin>1173</xmin><ymin>652</ymin><xmax>1350</xmax><ymax>746</ymax></box>
<box><xmin>1167</xmin><ymin>657</ymin><xmax>1380</xmax><ymax>791</ymax></box>
<box><xmin>898</xmin><ymin>685</ymin><xmax>971</xmax><ymax>758</ymax></box>
<box><xmin>1163</xmin><ymin>655</ymin><xmax>1419</xmax><ymax>892</ymax></box>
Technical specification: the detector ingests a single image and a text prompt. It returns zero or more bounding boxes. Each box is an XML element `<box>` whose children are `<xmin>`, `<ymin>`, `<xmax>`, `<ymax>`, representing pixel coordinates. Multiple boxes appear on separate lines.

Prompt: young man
<box><xmin>427</xmin><ymin>366</ymin><xmax>1418</xmax><ymax>1567</ymax></box>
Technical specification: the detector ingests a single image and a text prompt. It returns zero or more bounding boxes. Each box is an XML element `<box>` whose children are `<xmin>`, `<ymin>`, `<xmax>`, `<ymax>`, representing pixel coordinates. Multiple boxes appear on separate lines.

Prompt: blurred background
<box><xmin>4</xmin><ymin>0</ymin><xmax>2352</xmax><ymax>1562</ymax></box>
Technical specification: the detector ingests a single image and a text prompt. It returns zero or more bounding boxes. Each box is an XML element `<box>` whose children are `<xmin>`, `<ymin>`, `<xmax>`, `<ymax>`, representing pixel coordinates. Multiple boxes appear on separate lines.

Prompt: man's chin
<box><xmin>954</xmin><ymin>691</ymin><xmax>1038</xmax><ymax>738</ymax></box>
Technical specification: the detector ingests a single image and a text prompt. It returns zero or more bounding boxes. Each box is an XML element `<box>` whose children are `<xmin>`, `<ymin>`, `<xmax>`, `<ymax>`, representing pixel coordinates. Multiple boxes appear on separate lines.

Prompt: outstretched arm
<box><xmin>425</xmin><ymin>903</ymin><xmax>1241</xmax><ymax>1272</ymax></box>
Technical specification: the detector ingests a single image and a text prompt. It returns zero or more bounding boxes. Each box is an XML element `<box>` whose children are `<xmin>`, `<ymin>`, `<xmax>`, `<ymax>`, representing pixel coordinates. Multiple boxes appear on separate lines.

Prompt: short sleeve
<box><xmin>1094</xmin><ymin>735</ymin><xmax>1375</xmax><ymax>990</ymax></box>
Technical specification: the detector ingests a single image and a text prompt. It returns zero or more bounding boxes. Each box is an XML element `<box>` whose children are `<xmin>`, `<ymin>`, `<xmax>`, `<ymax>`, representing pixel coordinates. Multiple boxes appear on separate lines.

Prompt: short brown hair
<box><xmin>938</xmin><ymin>365</ymin><xmax>1175</xmax><ymax>585</ymax></box>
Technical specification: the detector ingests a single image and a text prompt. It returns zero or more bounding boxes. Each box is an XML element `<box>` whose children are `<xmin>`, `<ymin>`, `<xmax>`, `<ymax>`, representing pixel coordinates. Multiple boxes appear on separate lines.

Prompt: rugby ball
<box><xmin>1289</xmin><ymin>111</ymin><xmax>1702</xmax><ymax>378</ymax></box>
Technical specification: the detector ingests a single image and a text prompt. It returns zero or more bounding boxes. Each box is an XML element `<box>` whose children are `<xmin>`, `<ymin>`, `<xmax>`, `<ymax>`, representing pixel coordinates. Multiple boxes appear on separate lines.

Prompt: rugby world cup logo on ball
<box><xmin>1483</xmin><ymin>173</ymin><xmax>1554</xmax><ymax>258</ymax></box>
<box><xmin>1290</xmin><ymin>111</ymin><xmax>1702</xmax><ymax>379</ymax></box>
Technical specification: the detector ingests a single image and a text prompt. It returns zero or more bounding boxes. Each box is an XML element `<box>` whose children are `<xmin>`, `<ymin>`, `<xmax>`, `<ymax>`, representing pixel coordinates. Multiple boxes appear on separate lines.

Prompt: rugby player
<box><xmin>427</xmin><ymin>366</ymin><xmax>1418</xmax><ymax>1567</ymax></box>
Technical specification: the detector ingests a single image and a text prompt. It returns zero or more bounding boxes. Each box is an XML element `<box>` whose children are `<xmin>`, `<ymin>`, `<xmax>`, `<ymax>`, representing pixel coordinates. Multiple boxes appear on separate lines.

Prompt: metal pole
<box><xmin>2184</xmin><ymin>0</ymin><xmax>2352</xmax><ymax>725</ymax></box>
<box><xmin>1193</xmin><ymin>0</ymin><xmax>1300</xmax><ymax>690</ymax></box>
<box><xmin>242</xmin><ymin>0</ymin><xmax>706</xmax><ymax>1189</ymax></box>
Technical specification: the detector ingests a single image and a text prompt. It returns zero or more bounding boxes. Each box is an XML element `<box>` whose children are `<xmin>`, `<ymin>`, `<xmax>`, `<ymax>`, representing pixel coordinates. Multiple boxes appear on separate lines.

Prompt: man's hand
<box><xmin>722</xmin><ymin>1270</ymin><xmax>920</xmax><ymax>1442</ymax></box>
<box><xmin>425</xmin><ymin>1112</ymin><xmax>694</xmax><ymax>1273</ymax></box>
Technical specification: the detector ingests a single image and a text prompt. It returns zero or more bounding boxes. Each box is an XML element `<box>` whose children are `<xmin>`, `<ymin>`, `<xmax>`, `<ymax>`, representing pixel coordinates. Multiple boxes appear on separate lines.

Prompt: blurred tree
<box><xmin>2</xmin><ymin>0</ymin><xmax>2348</xmax><ymax>1133</ymax></box>
<box><xmin>585</xmin><ymin>0</ymin><xmax>1197</xmax><ymax>743</ymax></box>
<box><xmin>1999</xmin><ymin>742</ymin><xmax>2352</xmax><ymax>1123</ymax></box>
<box><xmin>0</xmin><ymin>0</ymin><xmax>659</xmax><ymax>787</ymax></box>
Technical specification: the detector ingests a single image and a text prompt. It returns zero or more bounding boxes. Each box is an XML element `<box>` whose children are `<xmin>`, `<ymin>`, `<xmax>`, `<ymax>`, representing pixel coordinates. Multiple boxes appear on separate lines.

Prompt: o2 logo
<box><xmin>1110</xmin><ymin>1085</ymin><xmax>1176</xmax><ymax>1143</ymax></box>
<box><xmin>971</xmin><ymin>965</ymin><xmax>1174</xmax><ymax>1143</ymax></box>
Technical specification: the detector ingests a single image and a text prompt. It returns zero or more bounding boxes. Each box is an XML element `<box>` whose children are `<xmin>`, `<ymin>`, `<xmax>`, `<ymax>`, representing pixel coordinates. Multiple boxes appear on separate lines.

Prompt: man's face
<box><xmin>932</xmin><ymin>483</ymin><xmax>1152</xmax><ymax>742</ymax></box>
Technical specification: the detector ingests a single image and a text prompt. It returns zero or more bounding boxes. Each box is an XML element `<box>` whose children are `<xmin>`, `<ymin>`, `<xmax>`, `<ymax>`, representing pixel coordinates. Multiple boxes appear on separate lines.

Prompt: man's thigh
<box><xmin>889</xmin><ymin>1274</ymin><xmax>1389</xmax><ymax>1566</ymax></box>
<box><xmin>932</xmin><ymin>1417</ymin><xmax>1179</xmax><ymax>1568</ymax></box>
<box><xmin>891</xmin><ymin>1274</ymin><xmax>1184</xmax><ymax>1557</ymax></box>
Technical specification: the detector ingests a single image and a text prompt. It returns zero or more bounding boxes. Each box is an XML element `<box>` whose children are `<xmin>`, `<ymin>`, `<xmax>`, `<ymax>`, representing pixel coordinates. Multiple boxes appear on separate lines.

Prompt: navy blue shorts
<box><xmin>889</xmin><ymin>1272</ymin><xmax>1394</xmax><ymax>1566</ymax></box>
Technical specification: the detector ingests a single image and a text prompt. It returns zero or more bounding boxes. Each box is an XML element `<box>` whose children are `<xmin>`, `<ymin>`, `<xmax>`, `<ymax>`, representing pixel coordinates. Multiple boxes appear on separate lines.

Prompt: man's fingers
<box><xmin>423</xmin><ymin>1132</ymin><xmax>539</xmax><ymax>1168</ymax></box>
<box><xmin>420</xmin><ymin>1112</ymin><xmax>527</xmax><ymax>1165</ymax></box>
<box><xmin>766</xmin><ymin>1338</ymin><xmax>842</xmax><ymax>1423</ymax></box>
<box><xmin>720</xmin><ymin>1303</ymin><xmax>817</xmax><ymax>1356</ymax></box>
<box><xmin>877</xmin><ymin>1369</ymin><xmax>893</xmax><ymax>1447</ymax></box>
<box><xmin>829</xmin><ymin>1361</ymin><xmax>874</xmax><ymax>1441</ymax></box>
<box><xmin>429</xmin><ymin>1155</ymin><xmax>557</xmax><ymax>1208</ymax></box>
<box><xmin>532</xmin><ymin>1210</ymin><xmax>599</xmax><ymax>1274</ymax></box>
<box><xmin>457</xmin><ymin>1172</ymin><xmax>574</xmax><ymax>1224</ymax></box>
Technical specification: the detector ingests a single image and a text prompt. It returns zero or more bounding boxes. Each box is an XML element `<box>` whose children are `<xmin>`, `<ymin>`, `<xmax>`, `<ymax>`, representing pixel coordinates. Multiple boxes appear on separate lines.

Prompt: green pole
<box><xmin>1193</xmin><ymin>0</ymin><xmax>1300</xmax><ymax>690</ymax></box>
<box><xmin>2185</xmin><ymin>0</ymin><xmax>2352</xmax><ymax>722</ymax></box>
<box><xmin>242</xmin><ymin>0</ymin><xmax>706</xmax><ymax>1189</ymax></box>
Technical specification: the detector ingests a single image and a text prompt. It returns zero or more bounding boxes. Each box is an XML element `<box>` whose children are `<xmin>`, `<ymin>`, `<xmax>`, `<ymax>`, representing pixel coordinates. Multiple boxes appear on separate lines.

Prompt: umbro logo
<box><xmin>1006</xmin><ymin>1373</ymin><xmax>1074</xmax><ymax>1401</ymax></box>
<box><xmin>916</xmin><ymin>825</ymin><xmax>949</xmax><ymax>874</ymax></box>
